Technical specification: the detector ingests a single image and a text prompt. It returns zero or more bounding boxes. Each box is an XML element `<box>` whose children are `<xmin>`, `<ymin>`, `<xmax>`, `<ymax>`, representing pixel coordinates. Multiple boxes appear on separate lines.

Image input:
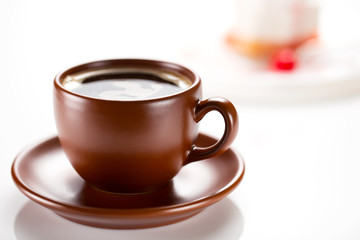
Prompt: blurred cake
<box><xmin>227</xmin><ymin>0</ymin><xmax>318</xmax><ymax>58</ymax></box>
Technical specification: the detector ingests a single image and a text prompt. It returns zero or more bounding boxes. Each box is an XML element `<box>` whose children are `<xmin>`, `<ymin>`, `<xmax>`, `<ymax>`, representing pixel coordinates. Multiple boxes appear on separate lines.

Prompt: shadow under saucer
<box><xmin>14</xmin><ymin>197</ymin><xmax>244</xmax><ymax>240</ymax></box>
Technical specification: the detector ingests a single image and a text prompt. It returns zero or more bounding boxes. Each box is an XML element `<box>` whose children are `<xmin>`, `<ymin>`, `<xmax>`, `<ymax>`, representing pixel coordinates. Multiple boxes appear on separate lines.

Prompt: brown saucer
<box><xmin>11</xmin><ymin>134</ymin><xmax>245</xmax><ymax>229</ymax></box>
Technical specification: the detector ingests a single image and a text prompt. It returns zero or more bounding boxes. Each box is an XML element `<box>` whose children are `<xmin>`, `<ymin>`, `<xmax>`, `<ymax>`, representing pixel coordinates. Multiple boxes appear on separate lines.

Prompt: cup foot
<box><xmin>86</xmin><ymin>181</ymin><xmax>173</xmax><ymax>195</ymax></box>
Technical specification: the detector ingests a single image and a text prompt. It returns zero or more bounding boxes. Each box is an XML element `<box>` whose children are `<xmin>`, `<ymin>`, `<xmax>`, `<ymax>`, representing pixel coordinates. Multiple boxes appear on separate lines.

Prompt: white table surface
<box><xmin>2</xmin><ymin>0</ymin><xmax>360</xmax><ymax>239</ymax></box>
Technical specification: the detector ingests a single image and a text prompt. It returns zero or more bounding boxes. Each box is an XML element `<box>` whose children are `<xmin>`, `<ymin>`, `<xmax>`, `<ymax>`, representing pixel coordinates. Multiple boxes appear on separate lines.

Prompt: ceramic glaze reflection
<box><xmin>67</xmin><ymin>79</ymin><xmax>184</xmax><ymax>100</ymax></box>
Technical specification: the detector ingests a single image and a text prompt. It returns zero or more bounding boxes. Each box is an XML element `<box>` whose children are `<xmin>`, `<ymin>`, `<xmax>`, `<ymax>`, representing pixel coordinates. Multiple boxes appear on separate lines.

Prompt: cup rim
<box><xmin>54</xmin><ymin>59</ymin><xmax>201</xmax><ymax>102</ymax></box>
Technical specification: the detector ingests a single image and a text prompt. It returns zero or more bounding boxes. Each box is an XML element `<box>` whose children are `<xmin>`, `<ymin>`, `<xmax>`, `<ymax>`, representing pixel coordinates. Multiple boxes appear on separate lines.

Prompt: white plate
<box><xmin>177</xmin><ymin>40</ymin><xmax>360</xmax><ymax>104</ymax></box>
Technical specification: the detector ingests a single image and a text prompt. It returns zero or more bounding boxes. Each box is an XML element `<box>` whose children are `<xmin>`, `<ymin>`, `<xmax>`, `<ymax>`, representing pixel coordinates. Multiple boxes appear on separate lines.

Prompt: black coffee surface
<box><xmin>67</xmin><ymin>78</ymin><xmax>184</xmax><ymax>100</ymax></box>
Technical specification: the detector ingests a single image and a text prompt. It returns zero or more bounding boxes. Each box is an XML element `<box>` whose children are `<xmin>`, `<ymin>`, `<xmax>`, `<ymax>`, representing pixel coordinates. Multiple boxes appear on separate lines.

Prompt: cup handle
<box><xmin>185</xmin><ymin>97</ymin><xmax>239</xmax><ymax>165</ymax></box>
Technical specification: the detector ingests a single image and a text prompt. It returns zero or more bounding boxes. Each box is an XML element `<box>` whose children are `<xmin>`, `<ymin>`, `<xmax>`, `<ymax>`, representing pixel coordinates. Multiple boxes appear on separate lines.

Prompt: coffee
<box><xmin>63</xmin><ymin>71</ymin><xmax>191</xmax><ymax>100</ymax></box>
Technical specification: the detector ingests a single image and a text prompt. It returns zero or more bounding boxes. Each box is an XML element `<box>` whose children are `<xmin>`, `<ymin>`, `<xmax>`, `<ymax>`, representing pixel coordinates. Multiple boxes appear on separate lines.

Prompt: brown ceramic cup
<box><xmin>54</xmin><ymin>59</ymin><xmax>238</xmax><ymax>193</ymax></box>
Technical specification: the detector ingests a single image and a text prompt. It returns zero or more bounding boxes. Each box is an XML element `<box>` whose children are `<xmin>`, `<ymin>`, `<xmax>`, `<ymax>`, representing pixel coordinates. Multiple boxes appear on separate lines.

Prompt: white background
<box><xmin>2</xmin><ymin>0</ymin><xmax>360</xmax><ymax>239</ymax></box>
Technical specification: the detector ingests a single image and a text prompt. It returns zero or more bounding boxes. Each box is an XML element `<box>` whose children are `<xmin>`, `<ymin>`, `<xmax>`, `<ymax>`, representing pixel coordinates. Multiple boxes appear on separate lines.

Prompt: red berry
<box><xmin>272</xmin><ymin>49</ymin><xmax>297</xmax><ymax>71</ymax></box>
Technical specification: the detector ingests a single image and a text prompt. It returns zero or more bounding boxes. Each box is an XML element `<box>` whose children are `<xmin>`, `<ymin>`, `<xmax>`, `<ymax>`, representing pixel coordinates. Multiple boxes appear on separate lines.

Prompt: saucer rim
<box><xmin>11</xmin><ymin>134</ymin><xmax>245</xmax><ymax>216</ymax></box>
